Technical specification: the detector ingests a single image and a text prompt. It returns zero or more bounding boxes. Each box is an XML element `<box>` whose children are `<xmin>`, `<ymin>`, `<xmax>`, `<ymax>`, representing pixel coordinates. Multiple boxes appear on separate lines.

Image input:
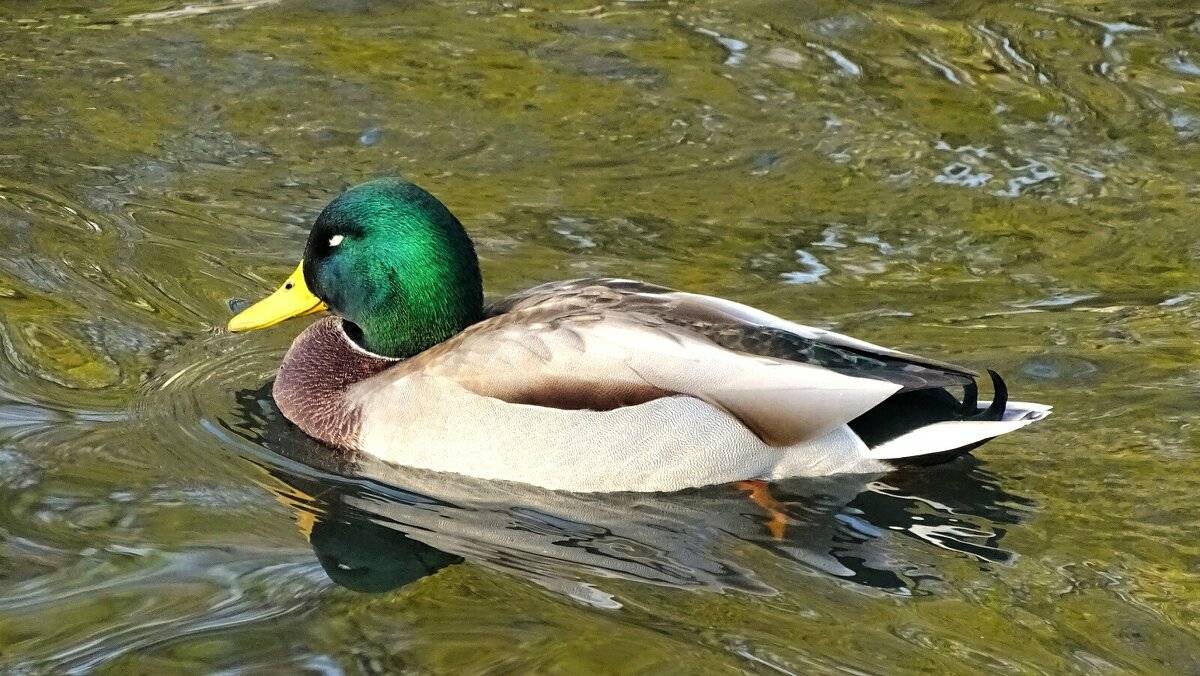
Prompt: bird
<box><xmin>228</xmin><ymin>178</ymin><xmax>1049</xmax><ymax>493</ymax></box>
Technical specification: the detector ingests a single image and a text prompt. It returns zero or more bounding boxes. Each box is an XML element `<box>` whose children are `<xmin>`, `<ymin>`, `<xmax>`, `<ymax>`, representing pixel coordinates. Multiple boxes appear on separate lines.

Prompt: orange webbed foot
<box><xmin>735</xmin><ymin>479</ymin><xmax>789</xmax><ymax>540</ymax></box>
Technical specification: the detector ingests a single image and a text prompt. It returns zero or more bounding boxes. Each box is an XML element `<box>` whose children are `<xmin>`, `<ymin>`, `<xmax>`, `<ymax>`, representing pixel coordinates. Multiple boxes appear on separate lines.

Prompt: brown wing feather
<box><xmin>397</xmin><ymin>284</ymin><xmax>907</xmax><ymax>446</ymax></box>
<box><xmin>485</xmin><ymin>278</ymin><xmax>975</xmax><ymax>392</ymax></box>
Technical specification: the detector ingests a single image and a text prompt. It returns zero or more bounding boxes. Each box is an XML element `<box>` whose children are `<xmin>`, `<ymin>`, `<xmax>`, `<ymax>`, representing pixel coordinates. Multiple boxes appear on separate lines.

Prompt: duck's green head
<box><xmin>228</xmin><ymin>178</ymin><xmax>483</xmax><ymax>358</ymax></box>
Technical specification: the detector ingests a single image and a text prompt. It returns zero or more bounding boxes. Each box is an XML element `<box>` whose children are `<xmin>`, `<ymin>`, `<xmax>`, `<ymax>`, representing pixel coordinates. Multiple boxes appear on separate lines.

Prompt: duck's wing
<box><xmin>398</xmin><ymin>304</ymin><xmax>898</xmax><ymax>448</ymax></box>
<box><xmin>392</xmin><ymin>278</ymin><xmax>995</xmax><ymax>448</ymax></box>
<box><xmin>485</xmin><ymin>278</ymin><xmax>976</xmax><ymax>393</ymax></box>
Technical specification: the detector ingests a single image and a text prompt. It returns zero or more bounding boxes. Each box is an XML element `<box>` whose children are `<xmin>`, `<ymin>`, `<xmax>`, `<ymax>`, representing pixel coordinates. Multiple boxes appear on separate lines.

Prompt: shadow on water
<box><xmin>228</xmin><ymin>384</ymin><xmax>1034</xmax><ymax>606</ymax></box>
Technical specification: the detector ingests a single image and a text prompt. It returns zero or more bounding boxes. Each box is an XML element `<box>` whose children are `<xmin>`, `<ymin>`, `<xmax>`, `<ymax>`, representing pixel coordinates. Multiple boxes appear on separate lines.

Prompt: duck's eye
<box><xmin>328</xmin><ymin>234</ymin><xmax>344</xmax><ymax>247</ymax></box>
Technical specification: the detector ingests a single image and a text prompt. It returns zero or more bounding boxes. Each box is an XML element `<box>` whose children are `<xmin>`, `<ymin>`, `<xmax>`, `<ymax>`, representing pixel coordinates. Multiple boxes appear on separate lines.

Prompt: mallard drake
<box><xmin>228</xmin><ymin>178</ymin><xmax>1049</xmax><ymax>492</ymax></box>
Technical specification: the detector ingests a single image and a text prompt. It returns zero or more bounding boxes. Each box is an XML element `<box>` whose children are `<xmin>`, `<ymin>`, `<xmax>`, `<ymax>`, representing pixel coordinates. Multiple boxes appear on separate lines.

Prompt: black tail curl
<box><xmin>960</xmin><ymin>379</ymin><xmax>978</xmax><ymax>414</ymax></box>
<box><xmin>978</xmin><ymin>369</ymin><xmax>1007</xmax><ymax>421</ymax></box>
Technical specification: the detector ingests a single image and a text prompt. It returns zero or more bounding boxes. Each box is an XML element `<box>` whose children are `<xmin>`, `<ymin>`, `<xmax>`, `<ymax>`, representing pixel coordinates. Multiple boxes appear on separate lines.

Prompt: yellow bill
<box><xmin>228</xmin><ymin>262</ymin><xmax>327</xmax><ymax>332</ymax></box>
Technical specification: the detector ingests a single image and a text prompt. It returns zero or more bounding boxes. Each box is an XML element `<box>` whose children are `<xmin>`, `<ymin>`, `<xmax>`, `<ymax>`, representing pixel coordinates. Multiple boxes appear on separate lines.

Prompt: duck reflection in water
<box><xmin>233</xmin><ymin>386</ymin><xmax>1034</xmax><ymax>605</ymax></box>
<box><xmin>305</xmin><ymin>500</ymin><xmax>464</xmax><ymax>594</ymax></box>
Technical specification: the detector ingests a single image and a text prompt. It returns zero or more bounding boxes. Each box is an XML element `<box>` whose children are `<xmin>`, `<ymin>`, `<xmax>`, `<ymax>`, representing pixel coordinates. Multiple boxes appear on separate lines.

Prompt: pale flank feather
<box><xmin>347</xmin><ymin>374</ymin><xmax>889</xmax><ymax>492</ymax></box>
<box><xmin>400</xmin><ymin>312</ymin><xmax>903</xmax><ymax>446</ymax></box>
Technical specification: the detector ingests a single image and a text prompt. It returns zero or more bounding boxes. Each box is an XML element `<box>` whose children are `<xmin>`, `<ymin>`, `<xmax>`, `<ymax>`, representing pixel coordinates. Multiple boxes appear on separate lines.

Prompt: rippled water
<box><xmin>0</xmin><ymin>0</ymin><xmax>1197</xmax><ymax>672</ymax></box>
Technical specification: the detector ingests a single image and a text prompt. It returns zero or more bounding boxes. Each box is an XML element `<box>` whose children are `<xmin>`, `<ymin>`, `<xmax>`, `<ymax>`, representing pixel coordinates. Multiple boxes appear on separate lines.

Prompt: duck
<box><xmin>228</xmin><ymin>178</ymin><xmax>1050</xmax><ymax>493</ymax></box>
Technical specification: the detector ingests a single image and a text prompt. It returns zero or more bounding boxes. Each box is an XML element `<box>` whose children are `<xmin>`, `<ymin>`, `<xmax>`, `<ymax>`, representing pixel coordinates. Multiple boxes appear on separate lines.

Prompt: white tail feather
<box><xmin>865</xmin><ymin>401</ymin><xmax>1051</xmax><ymax>460</ymax></box>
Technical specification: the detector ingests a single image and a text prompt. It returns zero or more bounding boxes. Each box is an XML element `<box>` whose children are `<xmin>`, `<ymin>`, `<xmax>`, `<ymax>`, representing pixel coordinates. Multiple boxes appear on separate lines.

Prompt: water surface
<box><xmin>0</xmin><ymin>0</ymin><xmax>1197</xmax><ymax>672</ymax></box>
